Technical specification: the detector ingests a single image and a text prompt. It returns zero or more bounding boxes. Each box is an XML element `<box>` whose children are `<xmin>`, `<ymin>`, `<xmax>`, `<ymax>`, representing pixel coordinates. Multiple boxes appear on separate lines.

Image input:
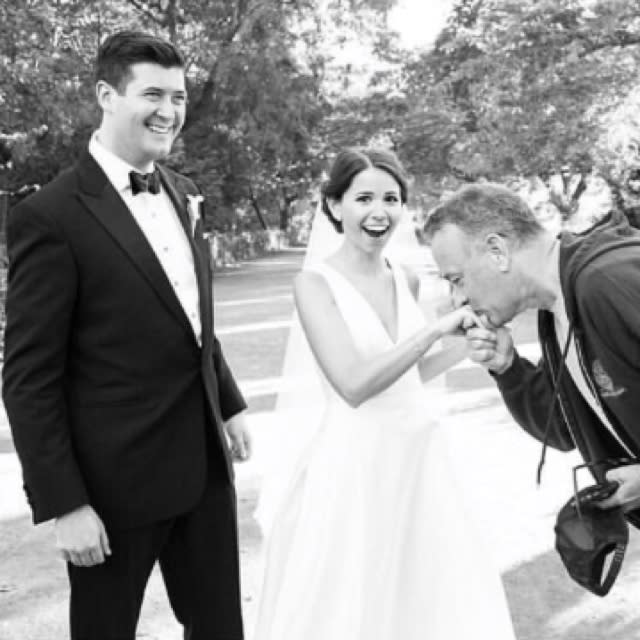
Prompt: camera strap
<box><xmin>536</xmin><ymin>324</ymin><xmax>574</xmax><ymax>484</ymax></box>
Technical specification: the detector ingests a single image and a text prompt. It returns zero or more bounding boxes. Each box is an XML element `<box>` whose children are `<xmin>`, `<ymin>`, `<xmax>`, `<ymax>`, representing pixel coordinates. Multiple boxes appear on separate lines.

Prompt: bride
<box><xmin>253</xmin><ymin>147</ymin><xmax>516</xmax><ymax>639</ymax></box>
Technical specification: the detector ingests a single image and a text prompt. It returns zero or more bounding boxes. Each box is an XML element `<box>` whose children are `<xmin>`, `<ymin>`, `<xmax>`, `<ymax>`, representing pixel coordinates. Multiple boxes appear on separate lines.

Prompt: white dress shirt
<box><xmin>88</xmin><ymin>132</ymin><xmax>202</xmax><ymax>345</ymax></box>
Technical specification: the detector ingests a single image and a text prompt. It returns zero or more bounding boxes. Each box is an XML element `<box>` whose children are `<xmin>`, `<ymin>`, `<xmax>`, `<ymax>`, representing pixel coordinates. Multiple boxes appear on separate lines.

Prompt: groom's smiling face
<box><xmin>98</xmin><ymin>62</ymin><xmax>187</xmax><ymax>171</ymax></box>
<box><xmin>430</xmin><ymin>223</ymin><xmax>523</xmax><ymax>328</ymax></box>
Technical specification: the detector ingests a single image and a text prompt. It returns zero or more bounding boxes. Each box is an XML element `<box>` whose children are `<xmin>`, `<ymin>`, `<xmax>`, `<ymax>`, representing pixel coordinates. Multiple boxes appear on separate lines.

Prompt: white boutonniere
<box><xmin>186</xmin><ymin>194</ymin><xmax>204</xmax><ymax>237</ymax></box>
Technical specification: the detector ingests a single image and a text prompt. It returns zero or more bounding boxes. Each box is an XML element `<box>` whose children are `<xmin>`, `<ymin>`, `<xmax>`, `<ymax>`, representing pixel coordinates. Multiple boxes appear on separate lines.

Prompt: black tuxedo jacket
<box><xmin>2</xmin><ymin>151</ymin><xmax>246</xmax><ymax>528</ymax></box>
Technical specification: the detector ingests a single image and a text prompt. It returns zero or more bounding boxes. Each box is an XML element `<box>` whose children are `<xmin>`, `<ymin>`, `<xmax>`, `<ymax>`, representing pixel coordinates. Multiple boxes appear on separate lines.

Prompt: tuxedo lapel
<box><xmin>157</xmin><ymin>165</ymin><xmax>214</xmax><ymax>351</ymax></box>
<box><xmin>157</xmin><ymin>165</ymin><xmax>192</xmax><ymax>239</ymax></box>
<box><xmin>76</xmin><ymin>153</ymin><xmax>195</xmax><ymax>338</ymax></box>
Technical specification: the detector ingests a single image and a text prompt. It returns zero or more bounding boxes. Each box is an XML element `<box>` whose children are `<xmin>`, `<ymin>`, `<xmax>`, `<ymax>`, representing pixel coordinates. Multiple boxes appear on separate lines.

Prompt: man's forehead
<box><xmin>430</xmin><ymin>224</ymin><xmax>472</xmax><ymax>267</ymax></box>
<box><xmin>127</xmin><ymin>62</ymin><xmax>185</xmax><ymax>89</ymax></box>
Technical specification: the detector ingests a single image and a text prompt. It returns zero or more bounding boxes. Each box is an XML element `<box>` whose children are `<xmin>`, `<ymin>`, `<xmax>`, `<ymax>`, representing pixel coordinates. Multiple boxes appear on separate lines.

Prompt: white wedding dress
<box><xmin>253</xmin><ymin>259</ymin><xmax>516</xmax><ymax>640</ymax></box>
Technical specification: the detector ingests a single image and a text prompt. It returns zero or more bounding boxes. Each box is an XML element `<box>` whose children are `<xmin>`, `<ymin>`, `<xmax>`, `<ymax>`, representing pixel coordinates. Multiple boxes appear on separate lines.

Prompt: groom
<box><xmin>3</xmin><ymin>31</ymin><xmax>250</xmax><ymax>639</ymax></box>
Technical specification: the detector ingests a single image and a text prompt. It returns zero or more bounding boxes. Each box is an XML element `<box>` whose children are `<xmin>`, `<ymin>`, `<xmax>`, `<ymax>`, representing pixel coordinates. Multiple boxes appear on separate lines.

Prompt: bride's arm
<box><xmin>400</xmin><ymin>265</ymin><xmax>469</xmax><ymax>384</ymax></box>
<box><xmin>417</xmin><ymin>340</ymin><xmax>467</xmax><ymax>383</ymax></box>
<box><xmin>295</xmin><ymin>271</ymin><xmax>473</xmax><ymax>408</ymax></box>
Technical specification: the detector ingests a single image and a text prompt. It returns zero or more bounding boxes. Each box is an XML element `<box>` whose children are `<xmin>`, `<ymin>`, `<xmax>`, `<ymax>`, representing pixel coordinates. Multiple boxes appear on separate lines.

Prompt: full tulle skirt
<box><xmin>253</xmin><ymin>396</ymin><xmax>515</xmax><ymax>640</ymax></box>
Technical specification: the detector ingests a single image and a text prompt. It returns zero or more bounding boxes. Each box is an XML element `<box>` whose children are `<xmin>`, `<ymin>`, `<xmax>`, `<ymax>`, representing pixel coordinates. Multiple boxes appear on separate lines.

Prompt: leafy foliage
<box><xmin>1</xmin><ymin>0</ymin><xmax>393</xmax><ymax>230</ymax></box>
<box><xmin>7</xmin><ymin>0</ymin><xmax>640</xmax><ymax>227</ymax></box>
<box><xmin>396</xmin><ymin>0</ymin><xmax>640</xmax><ymax>197</ymax></box>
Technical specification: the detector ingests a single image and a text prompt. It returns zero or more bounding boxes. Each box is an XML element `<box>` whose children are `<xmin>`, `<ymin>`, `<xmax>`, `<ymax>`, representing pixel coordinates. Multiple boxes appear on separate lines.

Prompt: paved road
<box><xmin>2</xmin><ymin>248</ymin><xmax>639</xmax><ymax>639</ymax></box>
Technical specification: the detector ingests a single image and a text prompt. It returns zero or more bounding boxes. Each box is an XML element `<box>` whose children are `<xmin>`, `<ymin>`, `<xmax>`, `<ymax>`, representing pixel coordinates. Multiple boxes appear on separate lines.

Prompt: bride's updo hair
<box><xmin>321</xmin><ymin>147</ymin><xmax>408</xmax><ymax>233</ymax></box>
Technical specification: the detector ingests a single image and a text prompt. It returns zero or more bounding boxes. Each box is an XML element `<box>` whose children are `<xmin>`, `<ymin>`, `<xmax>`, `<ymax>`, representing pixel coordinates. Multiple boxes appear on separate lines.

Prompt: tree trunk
<box><xmin>279</xmin><ymin>186</ymin><xmax>297</xmax><ymax>231</ymax></box>
<box><xmin>249</xmin><ymin>188</ymin><xmax>268</xmax><ymax>229</ymax></box>
<box><xmin>279</xmin><ymin>205</ymin><xmax>289</xmax><ymax>231</ymax></box>
<box><xmin>166</xmin><ymin>0</ymin><xmax>179</xmax><ymax>43</ymax></box>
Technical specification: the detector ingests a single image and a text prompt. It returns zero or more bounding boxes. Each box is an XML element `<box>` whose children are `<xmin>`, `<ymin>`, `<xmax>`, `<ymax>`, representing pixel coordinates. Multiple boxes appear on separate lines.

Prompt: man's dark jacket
<box><xmin>494</xmin><ymin>212</ymin><xmax>640</xmax><ymax>483</ymax></box>
<box><xmin>2</xmin><ymin>152</ymin><xmax>246</xmax><ymax>528</ymax></box>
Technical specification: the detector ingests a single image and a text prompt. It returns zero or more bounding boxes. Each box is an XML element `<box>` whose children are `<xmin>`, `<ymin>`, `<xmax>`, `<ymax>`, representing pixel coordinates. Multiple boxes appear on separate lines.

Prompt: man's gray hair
<box><xmin>423</xmin><ymin>182</ymin><xmax>544</xmax><ymax>245</ymax></box>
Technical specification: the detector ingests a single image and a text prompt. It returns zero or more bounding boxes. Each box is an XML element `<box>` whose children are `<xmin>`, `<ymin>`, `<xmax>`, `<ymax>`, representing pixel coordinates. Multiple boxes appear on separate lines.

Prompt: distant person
<box><xmin>253</xmin><ymin>148</ymin><xmax>515</xmax><ymax>640</ymax></box>
<box><xmin>620</xmin><ymin>167</ymin><xmax>640</xmax><ymax>228</ymax></box>
<box><xmin>424</xmin><ymin>183</ymin><xmax>640</xmax><ymax>524</ymax></box>
<box><xmin>2</xmin><ymin>30</ymin><xmax>250</xmax><ymax>640</ymax></box>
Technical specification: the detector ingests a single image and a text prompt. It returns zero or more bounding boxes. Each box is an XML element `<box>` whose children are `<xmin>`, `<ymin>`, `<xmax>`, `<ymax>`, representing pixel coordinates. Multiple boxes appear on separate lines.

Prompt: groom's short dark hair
<box><xmin>95</xmin><ymin>30</ymin><xmax>185</xmax><ymax>93</ymax></box>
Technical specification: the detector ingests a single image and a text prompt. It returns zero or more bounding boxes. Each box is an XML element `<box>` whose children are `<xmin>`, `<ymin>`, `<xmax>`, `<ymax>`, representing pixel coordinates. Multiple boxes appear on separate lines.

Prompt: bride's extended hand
<box><xmin>435</xmin><ymin>305</ymin><xmax>483</xmax><ymax>337</ymax></box>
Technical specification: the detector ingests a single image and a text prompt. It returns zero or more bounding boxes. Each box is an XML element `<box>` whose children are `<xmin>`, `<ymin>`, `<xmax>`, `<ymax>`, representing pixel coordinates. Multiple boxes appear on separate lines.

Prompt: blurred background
<box><xmin>4</xmin><ymin>0</ymin><xmax>640</xmax><ymax>247</ymax></box>
<box><xmin>4</xmin><ymin>3</ymin><xmax>640</xmax><ymax>637</ymax></box>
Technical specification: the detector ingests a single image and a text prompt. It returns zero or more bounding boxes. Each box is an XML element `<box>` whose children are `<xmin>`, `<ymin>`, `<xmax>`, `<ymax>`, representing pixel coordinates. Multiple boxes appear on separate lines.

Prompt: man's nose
<box><xmin>451</xmin><ymin>288</ymin><xmax>468</xmax><ymax>308</ymax></box>
<box><xmin>155</xmin><ymin>96</ymin><xmax>176</xmax><ymax>118</ymax></box>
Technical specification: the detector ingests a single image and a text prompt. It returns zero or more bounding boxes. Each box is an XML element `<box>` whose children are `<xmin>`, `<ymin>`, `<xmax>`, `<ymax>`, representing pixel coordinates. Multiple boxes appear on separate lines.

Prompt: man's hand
<box><xmin>55</xmin><ymin>504</ymin><xmax>111</xmax><ymax>567</ymax></box>
<box><xmin>465</xmin><ymin>324</ymin><xmax>515</xmax><ymax>374</ymax></box>
<box><xmin>224</xmin><ymin>412</ymin><xmax>252</xmax><ymax>462</ymax></box>
<box><xmin>596</xmin><ymin>464</ymin><xmax>640</xmax><ymax>512</ymax></box>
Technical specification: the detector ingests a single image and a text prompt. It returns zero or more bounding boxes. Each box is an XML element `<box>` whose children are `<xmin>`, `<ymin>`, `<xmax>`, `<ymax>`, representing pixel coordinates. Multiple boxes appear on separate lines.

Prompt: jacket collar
<box><xmin>559</xmin><ymin>211</ymin><xmax>640</xmax><ymax>322</ymax></box>
<box><xmin>76</xmin><ymin>150</ymin><xmax>205</xmax><ymax>344</ymax></box>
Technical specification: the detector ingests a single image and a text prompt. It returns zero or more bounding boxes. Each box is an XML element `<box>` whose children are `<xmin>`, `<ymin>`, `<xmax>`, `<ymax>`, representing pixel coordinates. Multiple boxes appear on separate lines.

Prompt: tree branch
<box><xmin>125</xmin><ymin>0</ymin><xmax>166</xmax><ymax>26</ymax></box>
<box><xmin>184</xmin><ymin>1</ymin><xmax>273</xmax><ymax>131</ymax></box>
<box><xmin>576</xmin><ymin>30</ymin><xmax>640</xmax><ymax>58</ymax></box>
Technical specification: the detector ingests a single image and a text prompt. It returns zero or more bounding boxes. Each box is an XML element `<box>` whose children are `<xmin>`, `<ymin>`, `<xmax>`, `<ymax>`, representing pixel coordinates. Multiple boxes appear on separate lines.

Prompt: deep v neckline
<box><xmin>322</xmin><ymin>261</ymin><xmax>401</xmax><ymax>345</ymax></box>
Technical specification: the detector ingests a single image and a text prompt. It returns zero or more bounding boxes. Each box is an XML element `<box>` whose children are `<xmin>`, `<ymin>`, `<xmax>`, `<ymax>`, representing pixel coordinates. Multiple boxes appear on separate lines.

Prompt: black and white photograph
<box><xmin>2</xmin><ymin>1</ymin><xmax>640</xmax><ymax>638</ymax></box>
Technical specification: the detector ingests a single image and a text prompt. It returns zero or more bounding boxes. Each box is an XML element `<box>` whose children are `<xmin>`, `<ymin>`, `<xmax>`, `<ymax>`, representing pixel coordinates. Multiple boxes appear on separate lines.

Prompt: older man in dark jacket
<box><xmin>424</xmin><ymin>183</ymin><xmax>640</xmax><ymax>518</ymax></box>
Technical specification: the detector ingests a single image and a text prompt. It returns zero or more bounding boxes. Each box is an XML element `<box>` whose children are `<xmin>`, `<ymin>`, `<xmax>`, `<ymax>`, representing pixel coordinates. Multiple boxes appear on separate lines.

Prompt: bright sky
<box><xmin>388</xmin><ymin>0</ymin><xmax>452</xmax><ymax>49</ymax></box>
<box><xmin>320</xmin><ymin>0</ymin><xmax>454</xmax><ymax>97</ymax></box>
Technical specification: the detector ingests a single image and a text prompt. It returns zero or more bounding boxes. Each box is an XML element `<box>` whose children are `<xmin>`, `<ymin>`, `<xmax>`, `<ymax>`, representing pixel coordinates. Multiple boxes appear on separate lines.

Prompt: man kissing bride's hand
<box><xmin>465</xmin><ymin>322</ymin><xmax>516</xmax><ymax>375</ymax></box>
<box><xmin>434</xmin><ymin>304</ymin><xmax>484</xmax><ymax>338</ymax></box>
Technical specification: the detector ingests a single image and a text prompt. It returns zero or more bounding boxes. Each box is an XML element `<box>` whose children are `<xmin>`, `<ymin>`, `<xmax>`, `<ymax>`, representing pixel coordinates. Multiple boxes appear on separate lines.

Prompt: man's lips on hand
<box><xmin>473</xmin><ymin>312</ymin><xmax>495</xmax><ymax>330</ymax></box>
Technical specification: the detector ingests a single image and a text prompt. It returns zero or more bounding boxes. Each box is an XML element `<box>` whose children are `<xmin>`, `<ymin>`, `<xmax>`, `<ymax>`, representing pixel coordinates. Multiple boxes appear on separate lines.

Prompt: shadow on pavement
<box><xmin>3</xmin><ymin>492</ymin><xmax>640</xmax><ymax>639</ymax></box>
<box><xmin>0</xmin><ymin>514</ymin><xmax>70</xmax><ymax>637</ymax></box>
<box><xmin>504</xmin><ymin>531</ymin><xmax>640</xmax><ymax>640</ymax></box>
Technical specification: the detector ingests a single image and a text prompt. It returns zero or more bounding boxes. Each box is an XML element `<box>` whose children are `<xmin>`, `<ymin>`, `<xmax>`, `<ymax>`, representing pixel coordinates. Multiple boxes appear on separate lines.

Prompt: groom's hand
<box><xmin>224</xmin><ymin>411</ymin><xmax>252</xmax><ymax>462</ymax></box>
<box><xmin>465</xmin><ymin>324</ymin><xmax>515</xmax><ymax>374</ymax></box>
<box><xmin>55</xmin><ymin>504</ymin><xmax>111</xmax><ymax>567</ymax></box>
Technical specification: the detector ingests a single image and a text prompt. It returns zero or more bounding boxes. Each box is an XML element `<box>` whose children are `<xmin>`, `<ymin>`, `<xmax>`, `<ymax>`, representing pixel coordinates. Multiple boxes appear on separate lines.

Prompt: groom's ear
<box><xmin>485</xmin><ymin>233</ymin><xmax>510</xmax><ymax>272</ymax></box>
<box><xmin>96</xmin><ymin>80</ymin><xmax>117</xmax><ymax>114</ymax></box>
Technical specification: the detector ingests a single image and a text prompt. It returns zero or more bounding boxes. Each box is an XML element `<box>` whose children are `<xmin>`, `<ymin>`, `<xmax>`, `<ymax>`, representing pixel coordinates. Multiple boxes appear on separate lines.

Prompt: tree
<box><xmin>1</xmin><ymin>0</ymin><xmax>419</xmax><ymax>230</ymax></box>
<box><xmin>0</xmin><ymin>0</ymin><xmax>131</xmax><ymax>190</ymax></box>
<box><xmin>0</xmin><ymin>0</ymin><xmax>336</xmax><ymax>231</ymax></box>
<box><xmin>394</xmin><ymin>0</ymin><xmax>640</xmax><ymax>196</ymax></box>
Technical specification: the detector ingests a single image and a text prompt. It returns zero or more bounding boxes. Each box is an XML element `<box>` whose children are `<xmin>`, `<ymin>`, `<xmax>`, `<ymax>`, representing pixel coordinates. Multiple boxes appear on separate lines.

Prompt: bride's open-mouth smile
<box><xmin>362</xmin><ymin>223</ymin><xmax>390</xmax><ymax>238</ymax></box>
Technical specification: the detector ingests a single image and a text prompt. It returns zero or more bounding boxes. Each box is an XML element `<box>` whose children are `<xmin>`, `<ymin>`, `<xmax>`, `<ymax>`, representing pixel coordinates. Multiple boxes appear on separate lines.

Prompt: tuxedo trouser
<box><xmin>66</xmin><ymin>469</ymin><xmax>243</xmax><ymax>640</ymax></box>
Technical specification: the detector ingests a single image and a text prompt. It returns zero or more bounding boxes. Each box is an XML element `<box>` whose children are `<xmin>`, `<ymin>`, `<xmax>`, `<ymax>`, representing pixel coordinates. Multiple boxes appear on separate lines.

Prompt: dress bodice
<box><xmin>305</xmin><ymin>261</ymin><xmax>427</xmax><ymax>409</ymax></box>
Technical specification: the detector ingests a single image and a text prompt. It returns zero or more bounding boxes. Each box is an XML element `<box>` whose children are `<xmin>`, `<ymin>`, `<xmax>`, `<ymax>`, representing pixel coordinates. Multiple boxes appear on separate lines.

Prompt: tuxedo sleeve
<box><xmin>2</xmin><ymin>201</ymin><xmax>89</xmax><ymax>523</ymax></box>
<box><xmin>212</xmin><ymin>335</ymin><xmax>247</xmax><ymax>421</ymax></box>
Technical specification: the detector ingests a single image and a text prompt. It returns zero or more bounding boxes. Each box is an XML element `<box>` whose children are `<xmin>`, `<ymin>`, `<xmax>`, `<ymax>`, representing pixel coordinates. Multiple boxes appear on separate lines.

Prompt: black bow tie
<box><xmin>129</xmin><ymin>169</ymin><xmax>161</xmax><ymax>195</ymax></box>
